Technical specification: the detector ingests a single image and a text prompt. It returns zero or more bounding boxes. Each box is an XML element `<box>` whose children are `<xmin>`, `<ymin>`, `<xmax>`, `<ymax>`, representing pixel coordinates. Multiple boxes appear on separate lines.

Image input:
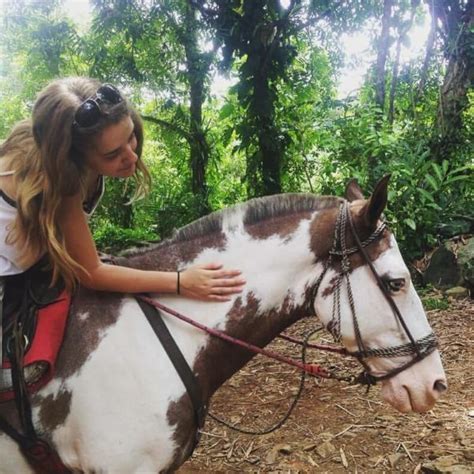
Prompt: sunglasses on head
<box><xmin>73</xmin><ymin>84</ymin><xmax>123</xmax><ymax>128</ymax></box>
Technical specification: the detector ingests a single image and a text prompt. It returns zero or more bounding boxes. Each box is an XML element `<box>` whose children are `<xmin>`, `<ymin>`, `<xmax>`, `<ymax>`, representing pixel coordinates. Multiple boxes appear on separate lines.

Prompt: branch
<box><xmin>141</xmin><ymin>115</ymin><xmax>192</xmax><ymax>143</ymax></box>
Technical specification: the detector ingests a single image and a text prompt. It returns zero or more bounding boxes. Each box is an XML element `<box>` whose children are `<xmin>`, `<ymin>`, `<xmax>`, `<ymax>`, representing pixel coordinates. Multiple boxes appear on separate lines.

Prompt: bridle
<box><xmin>309</xmin><ymin>200</ymin><xmax>438</xmax><ymax>386</ymax></box>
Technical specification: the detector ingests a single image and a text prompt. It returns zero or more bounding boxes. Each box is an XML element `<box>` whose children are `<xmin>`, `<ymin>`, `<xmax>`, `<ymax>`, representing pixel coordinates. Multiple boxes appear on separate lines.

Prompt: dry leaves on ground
<box><xmin>180</xmin><ymin>297</ymin><xmax>473</xmax><ymax>473</ymax></box>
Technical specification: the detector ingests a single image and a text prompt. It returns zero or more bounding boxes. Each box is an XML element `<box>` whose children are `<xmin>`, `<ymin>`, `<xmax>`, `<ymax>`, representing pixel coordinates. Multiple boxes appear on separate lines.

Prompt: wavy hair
<box><xmin>0</xmin><ymin>77</ymin><xmax>151</xmax><ymax>289</ymax></box>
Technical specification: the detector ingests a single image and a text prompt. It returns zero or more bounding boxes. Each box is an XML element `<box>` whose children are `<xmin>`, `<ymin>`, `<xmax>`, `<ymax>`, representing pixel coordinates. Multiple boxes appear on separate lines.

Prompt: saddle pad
<box><xmin>0</xmin><ymin>291</ymin><xmax>70</xmax><ymax>402</ymax></box>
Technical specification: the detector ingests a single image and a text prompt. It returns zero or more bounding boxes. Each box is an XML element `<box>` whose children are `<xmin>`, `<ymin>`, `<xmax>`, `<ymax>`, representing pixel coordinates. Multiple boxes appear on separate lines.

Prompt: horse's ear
<box><xmin>363</xmin><ymin>175</ymin><xmax>391</xmax><ymax>227</ymax></box>
<box><xmin>345</xmin><ymin>178</ymin><xmax>365</xmax><ymax>202</ymax></box>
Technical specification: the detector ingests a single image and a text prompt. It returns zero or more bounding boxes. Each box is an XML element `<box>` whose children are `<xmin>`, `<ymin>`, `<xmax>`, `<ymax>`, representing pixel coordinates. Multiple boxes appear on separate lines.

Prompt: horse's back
<box><xmin>8</xmin><ymin>293</ymin><xmax>197</xmax><ymax>472</ymax></box>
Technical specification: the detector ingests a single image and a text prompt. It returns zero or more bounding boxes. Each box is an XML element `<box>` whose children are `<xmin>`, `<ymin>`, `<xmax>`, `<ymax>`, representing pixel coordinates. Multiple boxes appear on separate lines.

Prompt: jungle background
<box><xmin>0</xmin><ymin>0</ymin><xmax>472</xmax><ymax>259</ymax></box>
<box><xmin>0</xmin><ymin>2</ymin><xmax>473</xmax><ymax>473</ymax></box>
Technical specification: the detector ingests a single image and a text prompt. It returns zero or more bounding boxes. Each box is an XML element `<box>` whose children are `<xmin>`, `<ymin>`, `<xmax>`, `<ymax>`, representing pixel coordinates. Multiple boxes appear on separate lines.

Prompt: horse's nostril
<box><xmin>434</xmin><ymin>380</ymin><xmax>448</xmax><ymax>393</ymax></box>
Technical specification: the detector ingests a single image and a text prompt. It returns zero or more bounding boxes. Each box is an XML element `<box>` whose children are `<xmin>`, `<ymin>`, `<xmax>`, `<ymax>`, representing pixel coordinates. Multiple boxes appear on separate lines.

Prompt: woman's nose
<box><xmin>124</xmin><ymin>145</ymin><xmax>138</xmax><ymax>162</ymax></box>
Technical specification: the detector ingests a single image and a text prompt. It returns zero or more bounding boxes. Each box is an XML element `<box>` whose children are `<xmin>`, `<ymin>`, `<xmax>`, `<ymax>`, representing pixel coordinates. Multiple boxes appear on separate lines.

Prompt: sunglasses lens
<box><xmin>74</xmin><ymin>99</ymin><xmax>101</xmax><ymax>128</ymax></box>
<box><xmin>96</xmin><ymin>84</ymin><xmax>122</xmax><ymax>104</ymax></box>
<box><xmin>73</xmin><ymin>84</ymin><xmax>123</xmax><ymax>128</ymax></box>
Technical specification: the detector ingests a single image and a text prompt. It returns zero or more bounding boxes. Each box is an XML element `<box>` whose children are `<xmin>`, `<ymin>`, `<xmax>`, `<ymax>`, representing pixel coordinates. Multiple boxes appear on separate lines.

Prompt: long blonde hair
<box><xmin>0</xmin><ymin>77</ymin><xmax>151</xmax><ymax>289</ymax></box>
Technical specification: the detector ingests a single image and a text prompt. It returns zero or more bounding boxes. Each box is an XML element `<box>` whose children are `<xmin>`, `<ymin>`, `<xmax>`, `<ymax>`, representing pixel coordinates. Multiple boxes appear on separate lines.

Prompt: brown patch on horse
<box><xmin>244</xmin><ymin>212</ymin><xmax>313</xmax><ymax>240</ymax></box>
<box><xmin>166</xmin><ymin>395</ymin><xmax>196</xmax><ymax>473</ymax></box>
<box><xmin>243</xmin><ymin>194</ymin><xmax>340</xmax><ymax>238</ymax></box>
<box><xmin>54</xmin><ymin>289</ymin><xmax>124</xmax><ymax>379</ymax></box>
<box><xmin>310</xmin><ymin>205</ymin><xmax>340</xmax><ymax>259</ymax></box>
<box><xmin>36</xmin><ymin>389</ymin><xmax>72</xmax><ymax>432</ymax></box>
<box><xmin>118</xmin><ymin>232</ymin><xmax>227</xmax><ymax>271</ymax></box>
<box><xmin>195</xmin><ymin>292</ymin><xmax>308</xmax><ymax>399</ymax></box>
<box><xmin>310</xmin><ymin>202</ymin><xmax>392</xmax><ymax>298</ymax></box>
<box><xmin>165</xmin><ymin>291</ymin><xmax>310</xmax><ymax>466</ymax></box>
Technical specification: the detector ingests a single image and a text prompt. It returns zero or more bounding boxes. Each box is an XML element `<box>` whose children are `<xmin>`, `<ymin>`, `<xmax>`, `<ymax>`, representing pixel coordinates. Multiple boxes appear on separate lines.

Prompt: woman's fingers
<box><xmin>200</xmin><ymin>262</ymin><xmax>224</xmax><ymax>271</ymax></box>
<box><xmin>211</xmin><ymin>269</ymin><xmax>243</xmax><ymax>279</ymax></box>
<box><xmin>212</xmin><ymin>277</ymin><xmax>246</xmax><ymax>288</ymax></box>
<box><xmin>198</xmin><ymin>263</ymin><xmax>242</xmax><ymax>279</ymax></box>
<box><xmin>210</xmin><ymin>295</ymin><xmax>232</xmax><ymax>302</ymax></box>
<box><xmin>214</xmin><ymin>285</ymin><xmax>245</xmax><ymax>295</ymax></box>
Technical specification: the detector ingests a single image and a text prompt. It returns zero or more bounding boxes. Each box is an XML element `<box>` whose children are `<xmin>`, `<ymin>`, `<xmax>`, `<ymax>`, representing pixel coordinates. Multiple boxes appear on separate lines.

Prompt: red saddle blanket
<box><xmin>0</xmin><ymin>291</ymin><xmax>70</xmax><ymax>402</ymax></box>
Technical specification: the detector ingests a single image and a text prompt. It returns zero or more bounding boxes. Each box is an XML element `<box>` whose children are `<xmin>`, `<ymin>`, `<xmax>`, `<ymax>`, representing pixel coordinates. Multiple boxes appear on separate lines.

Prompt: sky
<box><xmin>62</xmin><ymin>0</ymin><xmax>430</xmax><ymax>99</ymax></box>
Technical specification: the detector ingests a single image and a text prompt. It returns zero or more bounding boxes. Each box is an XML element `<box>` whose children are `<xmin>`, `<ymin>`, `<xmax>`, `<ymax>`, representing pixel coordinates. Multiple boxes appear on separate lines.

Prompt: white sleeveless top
<box><xmin>0</xmin><ymin>172</ymin><xmax>105</xmax><ymax>276</ymax></box>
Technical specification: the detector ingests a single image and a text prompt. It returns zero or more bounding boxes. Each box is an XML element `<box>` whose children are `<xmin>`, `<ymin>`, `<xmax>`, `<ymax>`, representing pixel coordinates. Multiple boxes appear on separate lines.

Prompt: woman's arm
<box><xmin>58</xmin><ymin>194</ymin><xmax>245</xmax><ymax>301</ymax></box>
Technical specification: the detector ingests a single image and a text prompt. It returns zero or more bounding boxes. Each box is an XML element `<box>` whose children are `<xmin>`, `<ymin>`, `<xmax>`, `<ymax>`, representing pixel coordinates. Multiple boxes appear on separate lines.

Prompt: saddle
<box><xmin>0</xmin><ymin>258</ymin><xmax>71</xmax><ymax>473</ymax></box>
<box><xmin>1</xmin><ymin>258</ymin><xmax>70</xmax><ymax>402</ymax></box>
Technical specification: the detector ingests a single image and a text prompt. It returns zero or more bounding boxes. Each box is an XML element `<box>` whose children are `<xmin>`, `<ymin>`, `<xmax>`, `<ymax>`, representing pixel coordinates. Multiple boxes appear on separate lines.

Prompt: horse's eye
<box><xmin>387</xmin><ymin>278</ymin><xmax>405</xmax><ymax>292</ymax></box>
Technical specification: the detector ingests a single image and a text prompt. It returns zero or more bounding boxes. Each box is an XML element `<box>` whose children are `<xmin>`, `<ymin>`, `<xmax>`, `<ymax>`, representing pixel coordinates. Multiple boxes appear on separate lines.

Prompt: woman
<box><xmin>0</xmin><ymin>77</ymin><xmax>245</xmax><ymax>299</ymax></box>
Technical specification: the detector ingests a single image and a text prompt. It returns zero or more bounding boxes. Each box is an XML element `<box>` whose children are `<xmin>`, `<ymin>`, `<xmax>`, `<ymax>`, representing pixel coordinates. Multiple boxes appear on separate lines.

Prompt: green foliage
<box><xmin>421</xmin><ymin>295</ymin><xmax>449</xmax><ymax>311</ymax></box>
<box><xmin>92</xmin><ymin>220</ymin><xmax>157</xmax><ymax>254</ymax></box>
<box><xmin>418</xmin><ymin>286</ymin><xmax>450</xmax><ymax>311</ymax></box>
<box><xmin>0</xmin><ymin>0</ymin><xmax>472</xmax><ymax>259</ymax></box>
<box><xmin>297</xmin><ymin>96</ymin><xmax>473</xmax><ymax>258</ymax></box>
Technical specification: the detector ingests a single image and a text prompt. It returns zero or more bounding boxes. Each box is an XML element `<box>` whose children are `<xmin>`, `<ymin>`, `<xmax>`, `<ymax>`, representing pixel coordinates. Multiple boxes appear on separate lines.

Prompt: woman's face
<box><xmin>85</xmin><ymin>115</ymin><xmax>138</xmax><ymax>178</ymax></box>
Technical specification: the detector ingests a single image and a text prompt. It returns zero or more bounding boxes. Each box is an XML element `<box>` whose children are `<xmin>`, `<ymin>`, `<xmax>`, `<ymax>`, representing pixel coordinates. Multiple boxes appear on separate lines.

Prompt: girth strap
<box><xmin>136</xmin><ymin>296</ymin><xmax>206</xmax><ymax>450</ymax></box>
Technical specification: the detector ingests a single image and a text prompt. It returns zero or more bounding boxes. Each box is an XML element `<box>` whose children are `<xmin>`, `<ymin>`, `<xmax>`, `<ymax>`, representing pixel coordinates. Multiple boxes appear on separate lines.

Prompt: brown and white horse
<box><xmin>0</xmin><ymin>178</ymin><xmax>446</xmax><ymax>473</ymax></box>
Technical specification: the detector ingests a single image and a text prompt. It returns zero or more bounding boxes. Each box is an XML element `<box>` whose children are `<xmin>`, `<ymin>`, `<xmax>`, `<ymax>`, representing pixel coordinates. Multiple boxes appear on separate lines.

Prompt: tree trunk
<box><xmin>388</xmin><ymin>34</ymin><xmax>402</xmax><ymax>125</ymax></box>
<box><xmin>389</xmin><ymin>7</ymin><xmax>415</xmax><ymax>124</ymax></box>
<box><xmin>183</xmin><ymin>2</ymin><xmax>211</xmax><ymax>215</ymax></box>
<box><xmin>430</xmin><ymin>0</ymin><xmax>474</xmax><ymax>163</ymax></box>
<box><xmin>368</xmin><ymin>0</ymin><xmax>393</xmax><ymax>184</ymax></box>
<box><xmin>254</xmin><ymin>71</ymin><xmax>282</xmax><ymax>196</ymax></box>
<box><xmin>374</xmin><ymin>0</ymin><xmax>393</xmax><ymax>113</ymax></box>
<box><xmin>416</xmin><ymin>0</ymin><xmax>437</xmax><ymax>104</ymax></box>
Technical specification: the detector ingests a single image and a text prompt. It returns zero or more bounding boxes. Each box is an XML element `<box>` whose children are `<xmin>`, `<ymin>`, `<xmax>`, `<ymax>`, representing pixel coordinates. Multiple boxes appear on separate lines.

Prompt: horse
<box><xmin>0</xmin><ymin>177</ymin><xmax>447</xmax><ymax>473</ymax></box>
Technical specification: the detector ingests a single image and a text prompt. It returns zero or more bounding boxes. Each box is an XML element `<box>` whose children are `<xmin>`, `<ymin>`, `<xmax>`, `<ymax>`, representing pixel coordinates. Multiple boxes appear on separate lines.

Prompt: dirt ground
<box><xmin>180</xmin><ymin>296</ymin><xmax>473</xmax><ymax>473</ymax></box>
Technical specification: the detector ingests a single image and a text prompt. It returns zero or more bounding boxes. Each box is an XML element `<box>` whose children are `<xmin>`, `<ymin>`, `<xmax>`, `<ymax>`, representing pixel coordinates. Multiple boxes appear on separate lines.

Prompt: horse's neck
<box><xmin>124</xmin><ymin>215</ymin><xmax>319</xmax><ymax>399</ymax></box>
<box><xmin>195</xmin><ymin>294</ymin><xmax>310</xmax><ymax>398</ymax></box>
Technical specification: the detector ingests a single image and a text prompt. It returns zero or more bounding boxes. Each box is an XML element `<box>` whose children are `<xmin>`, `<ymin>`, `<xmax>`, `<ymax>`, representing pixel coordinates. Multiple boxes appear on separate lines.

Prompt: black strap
<box><xmin>136</xmin><ymin>297</ymin><xmax>207</xmax><ymax>447</ymax></box>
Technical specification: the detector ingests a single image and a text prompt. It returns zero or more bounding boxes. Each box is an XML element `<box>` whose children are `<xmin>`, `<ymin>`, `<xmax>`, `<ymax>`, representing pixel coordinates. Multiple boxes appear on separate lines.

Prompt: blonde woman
<box><xmin>0</xmin><ymin>77</ymin><xmax>245</xmax><ymax>300</ymax></box>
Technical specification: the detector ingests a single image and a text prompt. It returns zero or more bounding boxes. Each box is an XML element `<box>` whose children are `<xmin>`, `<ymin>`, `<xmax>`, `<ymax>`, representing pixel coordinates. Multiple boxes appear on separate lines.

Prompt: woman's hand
<box><xmin>179</xmin><ymin>263</ymin><xmax>245</xmax><ymax>301</ymax></box>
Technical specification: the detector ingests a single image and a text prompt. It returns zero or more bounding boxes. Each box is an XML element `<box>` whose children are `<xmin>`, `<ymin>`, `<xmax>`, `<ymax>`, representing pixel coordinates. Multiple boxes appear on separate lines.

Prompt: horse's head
<box><xmin>312</xmin><ymin>176</ymin><xmax>447</xmax><ymax>413</ymax></box>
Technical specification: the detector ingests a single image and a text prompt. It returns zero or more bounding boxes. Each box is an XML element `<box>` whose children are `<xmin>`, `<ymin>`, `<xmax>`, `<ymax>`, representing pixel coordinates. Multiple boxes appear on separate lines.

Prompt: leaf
<box><xmin>447</xmin><ymin>164</ymin><xmax>473</xmax><ymax>176</ymax></box>
<box><xmin>425</xmin><ymin>174</ymin><xmax>439</xmax><ymax>191</ymax></box>
<box><xmin>444</xmin><ymin>175</ymin><xmax>471</xmax><ymax>185</ymax></box>
<box><xmin>404</xmin><ymin>218</ymin><xmax>417</xmax><ymax>230</ymax></box>
<box><xmin>418</xmin><ymin>188</ymin><xmax>435</xmax><ymax>202</ymax></box>
<box><xmin>442</xmin><ymin>160</ymin><xmax>449</xmax><ymax>175</ymax></box>
<box><xmin>219</xmin><ymin>102</ymin><xmax>234</xmax><ymax>120</ymax></box>
<box><xmin>431</xmin><ymin>162</ymin><xmax>444</xmax><ymax>183</ymax></box>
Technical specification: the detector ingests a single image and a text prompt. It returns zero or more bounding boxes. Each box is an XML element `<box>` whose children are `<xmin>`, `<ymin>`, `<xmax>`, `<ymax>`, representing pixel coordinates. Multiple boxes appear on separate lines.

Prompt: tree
<box><xmin>89</xmin><ymin>0</ymin><xmax>215</xmax><ymax>215</ymax></box>
<box><xmin>428</xmin><ymin>0</ymin><xmax>474</xmax><ymax>163</ymax></box>
<box><xmin>199</xmin><ymin>0</ymin><xmax>304</xmax><ymax>196</ymax></box>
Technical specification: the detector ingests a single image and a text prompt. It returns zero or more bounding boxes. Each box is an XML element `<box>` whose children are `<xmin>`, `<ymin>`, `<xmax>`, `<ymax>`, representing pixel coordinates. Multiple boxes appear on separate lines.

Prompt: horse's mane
<box><xmin>122</xmin><ymin>194</ymin><xmax>342</xmax><ymax>257</ymax></box>
<box><xmin>175</xmin><ymin>193</ymin><xmax>341</xmax><ymax>242</ymax></box>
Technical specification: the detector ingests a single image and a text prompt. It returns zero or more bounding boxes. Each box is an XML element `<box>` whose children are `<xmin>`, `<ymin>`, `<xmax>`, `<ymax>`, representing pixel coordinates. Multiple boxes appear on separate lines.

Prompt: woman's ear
<box><xmin>345</xmin><ymin>178</ymin><xmax>365</xmax><ymax>202</ymax></box>
<box><xmin>362</xmin><ymin>175</ymin><xmax>391</xmax><ymax>228</ymax></box>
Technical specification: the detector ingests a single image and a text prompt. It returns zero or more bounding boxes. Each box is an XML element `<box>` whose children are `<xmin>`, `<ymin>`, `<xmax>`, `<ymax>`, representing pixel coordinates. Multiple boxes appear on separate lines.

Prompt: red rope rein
<box><xmin>138</xmin><ymin>295</ymin><xmax>346</xmax><ymax>379</ymax></box>
<box><xmin>276</xmin><ymin>333</ymin><xmax>348</xmax><ymax>355</ymax></box>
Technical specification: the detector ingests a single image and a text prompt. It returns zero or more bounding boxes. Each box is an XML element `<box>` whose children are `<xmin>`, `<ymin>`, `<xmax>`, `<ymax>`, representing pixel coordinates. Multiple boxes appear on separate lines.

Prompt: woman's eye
<box><xmin>387</xmin><ymin>278</ymin><xmax>405</xmax><ymax>292</ymax></box>
<box><xmin>105</xmin><ymin>152</ymin><xmax>119</xmax><ymax>160</ymax></box>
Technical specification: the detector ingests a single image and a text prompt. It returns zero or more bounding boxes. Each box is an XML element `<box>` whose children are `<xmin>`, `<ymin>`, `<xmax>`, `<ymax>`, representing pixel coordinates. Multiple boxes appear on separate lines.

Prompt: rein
<box><xmin>138</xmin><ymin>295</ymin><xmax>342</xmax><ymax>380</ymax></box>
